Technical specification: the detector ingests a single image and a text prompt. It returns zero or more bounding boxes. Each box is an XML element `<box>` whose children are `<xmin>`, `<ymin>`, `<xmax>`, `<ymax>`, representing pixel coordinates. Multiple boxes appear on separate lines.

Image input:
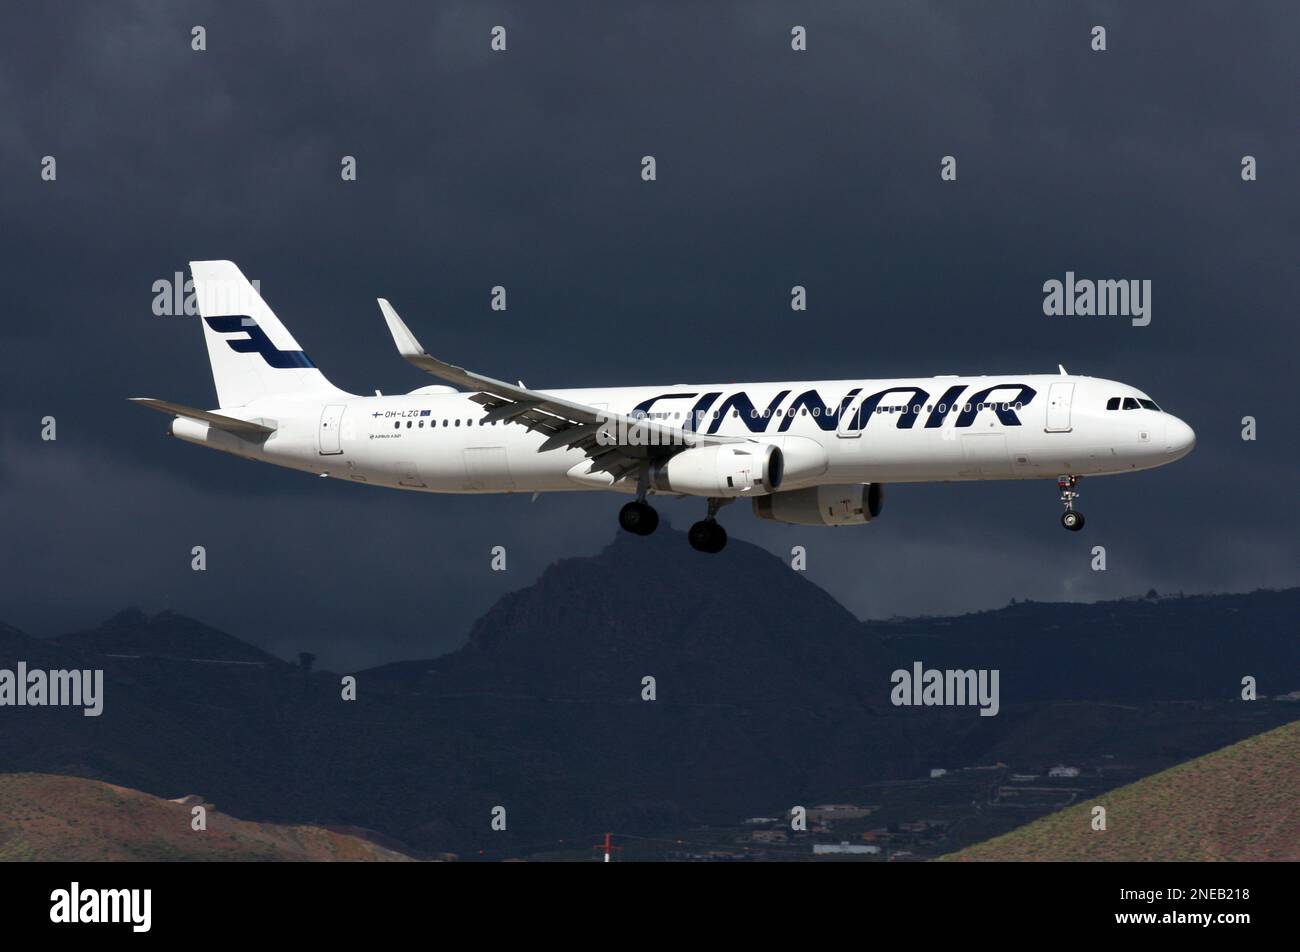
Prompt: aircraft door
<box><xmin>836</xmin><ymin>391</ymin><xmax>865</xmax><ymax>439</ymax></box>
<box><xmin>1044</xmin><ymin>383</ymin><xmax>1074</xmax><ymax>433</ymax></box>
<box><xmin>319</xmin><ymin>404</ymin><xmax>346</xmax><ymax>454</ymax></box>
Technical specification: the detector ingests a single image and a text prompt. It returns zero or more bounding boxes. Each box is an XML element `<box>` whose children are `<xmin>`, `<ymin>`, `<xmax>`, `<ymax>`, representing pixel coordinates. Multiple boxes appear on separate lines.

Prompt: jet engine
<box><xmin>651</xmin><ymin>444</ymin><xmax>783</xmax><ymax>497</ymax></box>
<box><xmin>752</xmin><ymin>483</ymin><xmax>884</xmax><ymax>526</ymax></box>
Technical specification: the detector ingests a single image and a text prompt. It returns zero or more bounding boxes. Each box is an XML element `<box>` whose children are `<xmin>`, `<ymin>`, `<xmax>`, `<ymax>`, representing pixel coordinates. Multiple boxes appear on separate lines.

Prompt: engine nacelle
<box><xmin>651</xmin><ymin>444</ymin><xmax>783</xmax><ymax>497</ymax></box>
<box><xmin>752</xmin><ymin>483</ymin><xmax>884</xmax><ymax>526</ymax></box>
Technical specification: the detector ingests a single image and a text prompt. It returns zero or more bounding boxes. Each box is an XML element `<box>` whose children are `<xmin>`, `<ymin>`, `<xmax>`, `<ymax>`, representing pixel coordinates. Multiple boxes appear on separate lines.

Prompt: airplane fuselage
<box><xmin>138</xmin><ymin>261</ymin><xmax>1198</xmax><ymax>548</ymax></box>
<box><xmin>171</xmin><ymin>373</ymin><xmax>1196</xmax><ymax>495</ymax></box>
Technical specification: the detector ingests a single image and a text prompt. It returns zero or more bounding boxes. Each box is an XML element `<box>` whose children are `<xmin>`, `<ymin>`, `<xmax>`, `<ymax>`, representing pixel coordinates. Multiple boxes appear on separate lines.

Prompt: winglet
<box><xmin>1058</xmin><ymin>363</ymin><xmax>1069</xmax><ymax>376</ymax></box>
<box><xmin>377</xmin><ymin>298</ymin><xmax>426</xmax><ymax>359</ymax></box>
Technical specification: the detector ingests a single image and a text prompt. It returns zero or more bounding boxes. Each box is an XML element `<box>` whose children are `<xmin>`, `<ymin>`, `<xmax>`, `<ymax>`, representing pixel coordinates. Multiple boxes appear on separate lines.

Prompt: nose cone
<box><xmin>1164</xmin><ymin>417</ymin><xmax>1196</xmax><ymax>459</ymax></box>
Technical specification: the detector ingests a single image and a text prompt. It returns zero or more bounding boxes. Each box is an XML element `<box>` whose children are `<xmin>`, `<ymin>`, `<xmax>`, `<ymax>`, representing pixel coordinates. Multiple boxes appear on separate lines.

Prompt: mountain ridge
<box><xmin>1</xmin><ymin>529</ymin><xmax>1295</xmax><ymax>858</ymax></box>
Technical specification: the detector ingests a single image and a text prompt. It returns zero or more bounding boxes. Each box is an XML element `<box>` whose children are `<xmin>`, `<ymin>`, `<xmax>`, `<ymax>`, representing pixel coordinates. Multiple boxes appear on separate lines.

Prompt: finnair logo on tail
<box><xmin>204</xmin><ymin>315</ymin><xmax>314</xmax><ymax>369</ymax></box>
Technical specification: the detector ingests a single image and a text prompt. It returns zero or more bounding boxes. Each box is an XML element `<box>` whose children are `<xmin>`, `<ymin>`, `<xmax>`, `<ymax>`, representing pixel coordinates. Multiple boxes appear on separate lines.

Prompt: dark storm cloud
<box><xmin>1</xmin><ymin>2</ymin><xmax>1297</xmax><ymax>666</ymax></box>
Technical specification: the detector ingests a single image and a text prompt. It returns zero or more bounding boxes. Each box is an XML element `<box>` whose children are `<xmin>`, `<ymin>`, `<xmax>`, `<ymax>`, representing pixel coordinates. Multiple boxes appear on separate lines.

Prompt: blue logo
<box><xmin>203</xmin><ymin>315</ymin><xmax>314</xmax><ymax>369</ymax></box>
<box><xmin>632</xmin><ymin>384</ymin><xmax>1038</xmax><ymax>433</ymax></box>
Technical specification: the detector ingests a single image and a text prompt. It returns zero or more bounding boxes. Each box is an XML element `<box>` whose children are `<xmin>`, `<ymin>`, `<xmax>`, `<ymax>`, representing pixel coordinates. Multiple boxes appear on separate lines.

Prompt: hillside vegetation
<box><xmin>944</xmin><ymin>720</ymin><xmax>1299</xmax><ymax>861</ymax></box>
<box><xmin>0</xmin><ymin>773</ymin><xmax>412</xmax><ymax>861</ymax></box>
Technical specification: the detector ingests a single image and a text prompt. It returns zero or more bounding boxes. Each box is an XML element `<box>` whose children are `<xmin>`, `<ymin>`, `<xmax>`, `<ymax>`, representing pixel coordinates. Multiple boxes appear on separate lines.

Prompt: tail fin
<box><xmin>191</xmin><ymin>260</ymin><xmax>349</xmax><ymax>408</ymax></box>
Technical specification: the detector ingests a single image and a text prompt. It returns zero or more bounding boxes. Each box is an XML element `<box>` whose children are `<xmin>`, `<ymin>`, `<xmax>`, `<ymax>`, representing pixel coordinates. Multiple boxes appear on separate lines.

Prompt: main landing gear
<box><xmin>618</xmin><ymin>499</ymin><xmax>659</xmax><ymax>536</ymax></box>
<box><xmin>1057</xmin><ymin>475</ymin><xmax>1085</xmax><ymax>531</ymax></box>
<box><xmin>618</xmin><ymin>495</ymin><xmax>730</xmax><ymax>553</ymax></box>
<box><xmin>689</xmin><ymin>498</ymin><xmax>731</xmax><ymax>554</ymax></box>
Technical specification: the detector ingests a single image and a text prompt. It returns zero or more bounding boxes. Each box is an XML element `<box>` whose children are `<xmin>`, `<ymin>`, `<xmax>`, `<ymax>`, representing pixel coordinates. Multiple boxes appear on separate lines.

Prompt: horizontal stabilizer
<box><xmin>128</xmin><ymin>398</ymin><xmax>276</xmax><ymax>437</ymax></box>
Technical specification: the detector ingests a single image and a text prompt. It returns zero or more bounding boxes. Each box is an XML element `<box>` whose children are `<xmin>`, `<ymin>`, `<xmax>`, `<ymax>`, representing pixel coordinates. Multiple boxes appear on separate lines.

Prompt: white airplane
<box><xmin>133</xmin><ymin>261</ymin><xmax>1195</xmax><ymax>553</ymax></box>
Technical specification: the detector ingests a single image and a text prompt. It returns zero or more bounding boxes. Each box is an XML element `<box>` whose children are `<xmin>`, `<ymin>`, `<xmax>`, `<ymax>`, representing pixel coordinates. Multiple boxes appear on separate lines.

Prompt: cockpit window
<box><xmin>1107</xmin><ymin>395</ymin><xmax>1161</xmax><ymax>411</ymax></box>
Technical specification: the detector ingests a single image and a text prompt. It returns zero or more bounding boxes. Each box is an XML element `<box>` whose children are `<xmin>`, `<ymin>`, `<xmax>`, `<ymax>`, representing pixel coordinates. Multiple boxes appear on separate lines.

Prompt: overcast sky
<box><xmin>1</xmin><ymin>2</ymin><xmax>1297</xmax><ymax>668</ymax></box>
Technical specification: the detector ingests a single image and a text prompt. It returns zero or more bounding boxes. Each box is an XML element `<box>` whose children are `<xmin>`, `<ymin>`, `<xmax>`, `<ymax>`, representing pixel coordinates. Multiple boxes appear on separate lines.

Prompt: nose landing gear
<box><xmin>1057</xmin><ymin>475</ymin><xmax>1084</xmax><ymax>531</ymax></box>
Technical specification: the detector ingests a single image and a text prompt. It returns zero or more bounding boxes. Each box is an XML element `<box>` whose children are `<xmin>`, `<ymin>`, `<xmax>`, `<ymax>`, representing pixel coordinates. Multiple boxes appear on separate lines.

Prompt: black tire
<box><xmin>637</xmin><ymin>504</ymin><xmax>659</xmax><ymax>536</ymax></box>
<box><xmin>688</xmin><ymin>520</ymin><xmax>727</xmax><ymax>553</ymax></box>
<box><xmin>1061</xmin><ymin>511</ymin><xmax>1085</xmax><ymax>532</ymax></box>
<box><xmin>688</xmin><ymin>521</ymin><xmax>711</xmax><ymax>551</ymax></box>
<box><xmin>619</xmin><ymin>501</ymin><xmax>658</xmax><ymax>536</ymax></box>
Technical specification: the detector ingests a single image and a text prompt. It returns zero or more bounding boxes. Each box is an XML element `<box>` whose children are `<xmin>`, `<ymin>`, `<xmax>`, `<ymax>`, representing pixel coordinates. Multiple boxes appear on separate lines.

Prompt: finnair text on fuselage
<box><xmin>625</xmin><ymin>382</ymin><xmax>1038</xmax><ymax>435</ymax></box>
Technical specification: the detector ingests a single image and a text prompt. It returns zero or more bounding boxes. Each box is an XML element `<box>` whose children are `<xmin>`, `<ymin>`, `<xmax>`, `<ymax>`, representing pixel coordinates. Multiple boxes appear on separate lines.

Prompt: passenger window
<box><xmin>405</xmin><ymin>421</ymin><xmax>412</xmax><ymax>428</ymax></box>
<box><xmin>1106</xmin><ymin>397</ymin><xmax>1121</xmax><ymax>410</ymax></box>
<box><xmin>1123</xmin><ymin>397</ymin><xmax>1140</xmax><ymax>410</ymax></box>
<box><xmin>393</xmin><ymin>421</ymin><xmax>399</xmax><ymax>429</ymax></box>
<box><xmin>455</xmin><ymin>419</ymin><xmax>461</xmax><ymax>427</ymax></box>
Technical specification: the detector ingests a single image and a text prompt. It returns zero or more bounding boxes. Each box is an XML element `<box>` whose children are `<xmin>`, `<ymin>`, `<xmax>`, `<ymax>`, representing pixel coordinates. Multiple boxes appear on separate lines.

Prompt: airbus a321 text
<box><xmin>132</xmin><ymin>261</ymin><xmax>1196</xmax><ymax>553</ymax></box>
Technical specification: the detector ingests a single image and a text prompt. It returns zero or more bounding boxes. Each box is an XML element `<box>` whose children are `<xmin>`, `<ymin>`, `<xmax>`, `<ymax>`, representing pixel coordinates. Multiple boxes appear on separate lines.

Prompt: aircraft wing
<box><xmin>377</xmin><ymin>299</ymin><xmax>741</xmax><ymax>483</ymax></box>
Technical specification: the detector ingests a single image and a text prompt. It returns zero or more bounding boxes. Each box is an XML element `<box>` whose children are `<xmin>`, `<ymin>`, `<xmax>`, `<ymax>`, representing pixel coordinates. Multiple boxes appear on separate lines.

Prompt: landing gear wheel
<box><xmin>688</xmin><ymin>520</ymin><xmax>727</xmax><ymax>553</ymax></box>
<box><xmin>1056</xmin><ymin>475</ymin><xmax>1083</xmax><ymax>532</ymax></box>
<box><xmin>619</xmin><ymin>501</ymin><xmax>659</xmax><ymax>536</ymax></box>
